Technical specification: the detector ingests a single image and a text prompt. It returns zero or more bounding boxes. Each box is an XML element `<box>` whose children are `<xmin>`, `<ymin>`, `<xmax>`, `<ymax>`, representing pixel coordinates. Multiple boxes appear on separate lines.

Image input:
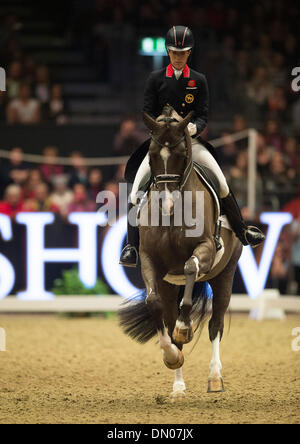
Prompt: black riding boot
<box><xmin>221</xmin><ymin>192</ymin><xmax>265</xmax><ymax>247</ymax></box>
<box><xmin>119</xmin><ymin>203</ymin><xmax>139</xmax><ymax>267</ymax></box>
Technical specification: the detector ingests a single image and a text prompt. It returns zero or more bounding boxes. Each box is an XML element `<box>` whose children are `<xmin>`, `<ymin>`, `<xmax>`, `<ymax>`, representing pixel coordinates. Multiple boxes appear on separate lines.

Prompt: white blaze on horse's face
<box><xmin>160</xmin><ymin>145</ymin><xmax>174</xmax><ymax>215</ymax></box>
<box><xmin>160</xmin><ymin>145</ymin><xmax>171</xmax><ymax>173</ymax></box>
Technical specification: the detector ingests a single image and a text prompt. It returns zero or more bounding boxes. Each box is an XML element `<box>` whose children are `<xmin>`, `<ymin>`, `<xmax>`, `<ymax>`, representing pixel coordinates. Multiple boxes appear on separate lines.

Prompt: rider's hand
<box><xmin>187</xmin><ymin>122</ymin><xmax>197</xmax><ymax>136</ymax></box>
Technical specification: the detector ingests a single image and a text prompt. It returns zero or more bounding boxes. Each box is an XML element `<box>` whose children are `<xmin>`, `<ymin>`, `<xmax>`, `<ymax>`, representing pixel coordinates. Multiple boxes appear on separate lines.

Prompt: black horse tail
<box><xmin>118</xmin><ymin>282</ymin><xmax>212</xmax><ymax>344</ymax></box>
<box><xmin>118</xmin><ymin>290</ymin><xmax>157</xmax><ymax>343</ymax></box>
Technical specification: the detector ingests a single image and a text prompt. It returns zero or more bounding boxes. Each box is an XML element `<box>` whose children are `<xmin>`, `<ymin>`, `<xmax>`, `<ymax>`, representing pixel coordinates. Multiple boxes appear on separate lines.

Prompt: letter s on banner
<box><xmin>0</xmin><ymin>215</ymin><xmax>15</xmax><ymax>299</ymax></box>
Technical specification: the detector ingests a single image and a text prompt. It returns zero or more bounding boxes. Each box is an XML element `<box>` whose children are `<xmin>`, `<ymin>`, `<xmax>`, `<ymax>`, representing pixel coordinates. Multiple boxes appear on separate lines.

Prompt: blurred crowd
<box><xmin>0</xmin><ymin>145</ymin><xmax>123</xmax><ymax>220</ymax></box>
<box><xmin>1</xmin><ymin>1</ymin><xmax>299</xmax><ymax>126</ymax></box>
<box><xmin>88</xmin><ymin>0</ymin><xmax>300</xmax><ymax>127</ymax></box>
<box><xmin>0</xmin><ymin>13</ymin><xmax>67</xmax><ymax>124</ymax></box>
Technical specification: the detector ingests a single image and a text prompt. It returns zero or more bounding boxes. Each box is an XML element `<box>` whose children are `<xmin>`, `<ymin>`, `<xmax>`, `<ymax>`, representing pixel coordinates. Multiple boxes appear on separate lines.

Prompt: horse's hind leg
<box><xmin>207</xmin><ymin>242</ymin><xmax>242</xmax><ymax>393</ymax></box>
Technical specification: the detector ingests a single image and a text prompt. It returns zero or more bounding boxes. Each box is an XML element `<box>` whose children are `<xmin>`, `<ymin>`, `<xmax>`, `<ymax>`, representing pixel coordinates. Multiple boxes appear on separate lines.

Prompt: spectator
<box><xmin>264</xmin><ymin>119</ymin><xmax>284</xmax><ymax>152</ymax></box>
<box><xmin>40</xmin><ymin>146</ymin><xmax>64</xmax><ymax>182</ymax></box>
<box><xmin>228</xmin><ymin>149</ymin><xmax>263</xmax><ymax>213</ymax></box>
<box><xmin>23</xmin><ymin>56</ymin><xmax>37</xmax><ymax>86</ymax></box>
<box><xmin>270</xmin><ymin>243</ymin><xmax>290</xmax><ymax>295</ymax></box>
<box><xmin>0</xmin><ymin>147</ymin><xmax>29</xmax><ymax>196</ymax></box>
<box><xmin>87</xmin><ymin>168</ymin><xmax>103</xmax><ymax>201</ymax></box>
<box><xmin>264</xmin><ymin>151</ymin><xmax>296</xmax><ymax>208</ymax></box>
<box><xmin>46</xmin><ymin>84</ymin><xmax>67</xmax><ymax>123</ymax></box>
<box><xmin>35</xmin><ymin>65</ymin><xmax>51</xmax><ymax>105</ymax></box>
<box><xmin>246</xmin><ymin>67</ymin><xmax>273</xmax><ymax>107</ymax></box>
<box><xmin>284</xmin><ymin>137</ymin><xmax>299</xmax><ymax>169</ymax></box>
<box><xmin>25</xmin><ymin>182</ymin><xmax>59</xmax><ymax>212</ymax></box>
<box><xmin>218</xmin><ymin>132</ymin><xmax>237</xmax><ymax>176</ymax></box>
<box><xmin>6</xmin><ymin>60</ymin><xmax>22</xmax><ymax>100</ymax></box>
<box><xmin>113</xmin><ymin>115</ymin><xmax>146</xmax><ymax>155</ymax></box>
<box><xmin>267</xmin><ymin>87</ymin><xmax>287</xmax><ymax>121</ymax></box>
<box><xmin>50</xmin><ymin>175</ymin><xmax>73</xmax><ymax>217</ymax></box>
<box><xmin>0</xmin><ymin>184</ymin><xmax>26</xmax><ymax>218</ymax></box>
<box><xmin>23</xmin><ymin>168</ymin><xmax>44</xmax><ymax>199</ymax></box>
<box><xmin>68</xmin><ymin>151</ymin><xmax>89</xmax><ymax>188</ymax></box>
<box><xmin>67</xmin><ymin>183</ymin><xmax>96</xmax><ymax>213</ymax></box>
<box><xmin>6</xmin><ymin>82</ymin><xmax>41</xmax><ymax>124</ymax></box>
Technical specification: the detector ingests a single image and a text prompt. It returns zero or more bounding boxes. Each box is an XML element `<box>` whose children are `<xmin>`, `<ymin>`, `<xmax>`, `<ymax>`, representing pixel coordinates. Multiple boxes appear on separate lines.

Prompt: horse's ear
<box><xmin>143</xmin><ymin>112</ymin><xmax>159</xmax><ymax>132</ymax></box>
<box><xmin>176</xmin><ymin>111</ymin><xmax>194</xmax><ymax>133</ymax></box>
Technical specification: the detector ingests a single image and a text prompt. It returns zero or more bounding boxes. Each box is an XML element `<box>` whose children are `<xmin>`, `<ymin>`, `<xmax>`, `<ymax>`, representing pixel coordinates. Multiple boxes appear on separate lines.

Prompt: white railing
<box><xmin>0</xmin><ymin>290</ymin><xmax>299</xmax><ymax>320</ymax></box>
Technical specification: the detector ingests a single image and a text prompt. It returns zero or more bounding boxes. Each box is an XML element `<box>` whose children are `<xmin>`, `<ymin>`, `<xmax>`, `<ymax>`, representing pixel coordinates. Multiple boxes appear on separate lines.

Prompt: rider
<box><xmin>120</xmin><ymin>25</ymin><xmax>265</xmax><ymax>267</ymax></box>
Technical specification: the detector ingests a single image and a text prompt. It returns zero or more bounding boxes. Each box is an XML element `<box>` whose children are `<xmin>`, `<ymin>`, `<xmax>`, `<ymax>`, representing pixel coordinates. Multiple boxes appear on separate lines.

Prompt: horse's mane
<box><xmin>160</xmin><ymin>105</ymin><xmax>181</xmax><ymax>122</ymax></box>
<box><xmin>161</xmin><ymin>105</ymin><xmax>173</xmax><ymax>117</ymax></box>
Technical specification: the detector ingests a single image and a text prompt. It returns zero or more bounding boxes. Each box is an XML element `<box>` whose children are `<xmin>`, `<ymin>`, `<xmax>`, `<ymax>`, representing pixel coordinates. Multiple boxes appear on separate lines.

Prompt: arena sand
<box><xmin>0</xmin><ymin>314</ymin><xmax>299</xmax><ymax>424</ymax></box>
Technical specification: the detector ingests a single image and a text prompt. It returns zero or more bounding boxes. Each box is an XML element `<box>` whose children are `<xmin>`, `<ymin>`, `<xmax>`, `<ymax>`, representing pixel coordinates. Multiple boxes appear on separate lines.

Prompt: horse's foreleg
<box><xmin>173</xmin><ymin>240</ymin><xmax>215</xmax><ymax>344</ymax></box>
<box><xmin>158</xmin><ymin>328</ymin><xmax>184</xmax><ymax>370</ymax></box>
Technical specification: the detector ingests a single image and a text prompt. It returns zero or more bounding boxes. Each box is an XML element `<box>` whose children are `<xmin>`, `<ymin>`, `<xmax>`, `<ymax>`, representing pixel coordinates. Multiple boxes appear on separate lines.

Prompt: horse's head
<box><xmin>143</xmin><ymin>106</ymin><xmax>194</xmax><ymax>215</ymax></box>
<box><xmin>143</xmin><ymin>106</ymin><xmax>193</xmax><ymax>190</ymax></box>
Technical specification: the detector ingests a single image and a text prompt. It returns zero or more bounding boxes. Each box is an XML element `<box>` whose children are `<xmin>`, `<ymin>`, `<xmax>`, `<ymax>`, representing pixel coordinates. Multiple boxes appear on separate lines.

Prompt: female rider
<box><xmin>120</xmin><ymin>25</ymin><xmax>265</xmax><ymax>267</ymax></box>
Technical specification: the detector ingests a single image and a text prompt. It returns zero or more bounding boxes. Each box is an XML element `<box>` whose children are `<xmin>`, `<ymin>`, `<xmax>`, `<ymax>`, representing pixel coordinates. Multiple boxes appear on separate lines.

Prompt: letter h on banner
<box><xmin>16</xmin><ymin>212</ymin><xmax>107</xmax><ymax>300</ymax></box>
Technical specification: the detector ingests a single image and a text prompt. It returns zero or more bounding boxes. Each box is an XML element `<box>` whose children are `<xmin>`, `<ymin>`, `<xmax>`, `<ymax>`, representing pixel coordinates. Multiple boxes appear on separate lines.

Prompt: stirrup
<box><xmin>119</xmin><ymin>244</ymin><xmax>138</xmax><ymax>268</ymax></box>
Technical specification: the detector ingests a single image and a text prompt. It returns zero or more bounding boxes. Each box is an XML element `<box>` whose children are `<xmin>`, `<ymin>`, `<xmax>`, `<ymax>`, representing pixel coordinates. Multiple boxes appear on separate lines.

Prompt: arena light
<box><xmin>0</xmin><ymin>215</ymin><xmax>15</xmax><ymax>299</ymax></box>
<box><xmin>16</xmin><ymin>212</ymin><xmax>107</xmax><ymax>301</ymax></box>
<box><xmin>101</xmin><ymin>215</ymin><xmax>140</xmax><ymax>299</ymax></box>
<box><xmin>238</xmin><ymin>212</ymin><xmax>293</xmax><ymax>299</ymax></box>
<box><xmin>139</xmin><ymin>37</ymin><xmax>166</xmax><ymax>56</ymax></box>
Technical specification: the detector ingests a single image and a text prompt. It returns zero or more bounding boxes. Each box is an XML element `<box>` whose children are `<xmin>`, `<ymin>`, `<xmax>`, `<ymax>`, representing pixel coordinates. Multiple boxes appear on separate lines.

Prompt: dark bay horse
<box><xmin>119</xmin><ymin>106</ymin><xmax>242</xmax><ymax>401</ymax></box>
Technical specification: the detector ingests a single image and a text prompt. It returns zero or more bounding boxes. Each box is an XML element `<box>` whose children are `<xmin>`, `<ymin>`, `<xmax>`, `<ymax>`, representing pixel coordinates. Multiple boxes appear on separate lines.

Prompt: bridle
<box><xmin>150</xmin><ymin>124</ymin><xmax>193</xmax><ymax>192</ymax></box>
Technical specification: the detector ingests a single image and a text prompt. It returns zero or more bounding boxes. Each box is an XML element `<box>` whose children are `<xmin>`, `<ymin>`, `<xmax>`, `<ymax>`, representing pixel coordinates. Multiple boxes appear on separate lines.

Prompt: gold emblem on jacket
<box><xmin>185</xmin><ymin>94</ymin><xmax>194</xmax><ymax>104</ymax></box>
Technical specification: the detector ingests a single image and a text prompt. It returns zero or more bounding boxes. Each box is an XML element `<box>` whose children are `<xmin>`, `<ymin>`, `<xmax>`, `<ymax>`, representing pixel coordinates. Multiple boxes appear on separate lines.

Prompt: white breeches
<box><xmin>130</xmin><ymin>140</ymin><xmax>229</xmax><ymax>205</ymax></box>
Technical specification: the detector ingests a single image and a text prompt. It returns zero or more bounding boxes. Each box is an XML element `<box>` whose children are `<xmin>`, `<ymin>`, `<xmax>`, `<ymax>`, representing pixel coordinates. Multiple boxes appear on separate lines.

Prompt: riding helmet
<box><xmin>165</xmin><ymin>25</ymin><xmax>194</xmax><ymax>51</ymax></box>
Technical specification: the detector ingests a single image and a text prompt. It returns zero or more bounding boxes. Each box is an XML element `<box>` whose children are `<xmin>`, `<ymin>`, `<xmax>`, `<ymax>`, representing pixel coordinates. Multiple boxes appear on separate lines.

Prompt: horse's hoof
<box><xmin>170</xmin><ymin>390</ymin><xmax>186</xmax><ymax>403</ymax></box>
<box><xmin>163</xmin><ymin>349</ymin><xmax>184</xmax><ymax>370</ymax></box>
<box><xmin>207</xmin><ymin>377</ymin><xmax>225</xmax><ymax>393</ymax></box>
<box><xmin>172</xmin><ymin>321</ymin><xmax>194</xmax><ymax>344</ymax></box>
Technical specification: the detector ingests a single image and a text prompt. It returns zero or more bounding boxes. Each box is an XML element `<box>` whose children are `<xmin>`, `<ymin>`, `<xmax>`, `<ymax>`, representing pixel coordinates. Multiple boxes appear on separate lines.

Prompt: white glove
<box><xmin>187</xmin><ymin>122</ymin><xmax>197</xmax><ymax>136</ymax></box>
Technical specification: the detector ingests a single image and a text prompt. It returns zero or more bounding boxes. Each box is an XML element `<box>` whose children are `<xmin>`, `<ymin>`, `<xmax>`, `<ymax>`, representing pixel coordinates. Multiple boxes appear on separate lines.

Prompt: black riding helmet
<box><xmin>165</xmin><ymin>25</ymin><xmax>194</xmax><ymax>51</ymax></box>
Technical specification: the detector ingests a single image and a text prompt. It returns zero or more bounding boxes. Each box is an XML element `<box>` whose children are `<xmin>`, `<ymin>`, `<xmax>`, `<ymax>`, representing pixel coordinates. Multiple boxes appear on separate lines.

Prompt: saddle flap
<box><xmin>192</xmin><ymin>162</ymin><xmax>221</xmax><ymax>219</ymax></box>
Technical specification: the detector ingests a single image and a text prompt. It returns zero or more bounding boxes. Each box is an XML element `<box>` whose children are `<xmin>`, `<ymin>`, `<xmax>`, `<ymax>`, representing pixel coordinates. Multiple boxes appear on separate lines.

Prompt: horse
<box><xmin>119</xmin><ymin>105</ymin><xmax>243</xmax><ymax>402</ymax></box>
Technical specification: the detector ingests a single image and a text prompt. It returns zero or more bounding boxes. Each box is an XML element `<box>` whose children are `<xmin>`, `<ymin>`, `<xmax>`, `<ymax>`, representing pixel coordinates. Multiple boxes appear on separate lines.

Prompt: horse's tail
<box><xmin>118</xmin><ymin>290</ymin><xmax>157</xmax><ymax>344</ymax></box>
<box><xmin>118</xmin><ymin>282</ymin><xmax>212</xmax><ymax>345</ymax></box>
<box><xmin>178</xmin><ymin>281</ymin><xmax>212</xmax><ymax>334</ymax></box>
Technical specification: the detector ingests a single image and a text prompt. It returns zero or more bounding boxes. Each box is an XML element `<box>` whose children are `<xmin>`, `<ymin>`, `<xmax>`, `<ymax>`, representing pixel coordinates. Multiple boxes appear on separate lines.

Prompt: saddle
<box><xmin>136</xmin><ymin>162</ymin><xmax>225</xmax><ymax>252</ymax></box>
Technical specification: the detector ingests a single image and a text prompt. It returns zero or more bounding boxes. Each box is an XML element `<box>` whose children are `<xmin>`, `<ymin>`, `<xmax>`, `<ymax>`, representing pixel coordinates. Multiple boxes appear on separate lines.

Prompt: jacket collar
<box><xmin>166</xmin><ymin>64</ymin><xmax>190</xmax><ymax>78</ymax></box>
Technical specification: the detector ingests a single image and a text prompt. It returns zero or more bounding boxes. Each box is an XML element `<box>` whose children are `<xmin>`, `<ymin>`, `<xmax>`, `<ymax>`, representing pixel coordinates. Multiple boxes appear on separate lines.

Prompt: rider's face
<box><xmin>168</xmin><ymin>49</ymin><xmax>191</xmax><ymax>70</ymax></box>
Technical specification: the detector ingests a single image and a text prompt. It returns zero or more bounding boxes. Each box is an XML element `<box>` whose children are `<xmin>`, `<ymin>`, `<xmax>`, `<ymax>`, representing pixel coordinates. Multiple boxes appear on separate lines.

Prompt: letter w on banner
<box><xmin>238</xmin><ymin>212</ymin><xmax>292</xmax><ymax>299</ymax></box>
